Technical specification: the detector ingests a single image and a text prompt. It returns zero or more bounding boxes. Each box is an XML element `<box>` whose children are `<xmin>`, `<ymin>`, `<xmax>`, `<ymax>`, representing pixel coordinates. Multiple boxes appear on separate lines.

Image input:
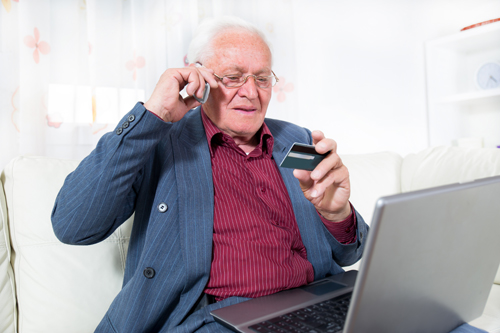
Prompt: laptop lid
<box><xmin>211</xmin><ymin>175</ymin><xmax>500</xmax><ymax>333</ymax></box>
<box><xmin>344</xmin><ymin>175</ymin><xmax>500</xmax><ymax>333</ymax></box>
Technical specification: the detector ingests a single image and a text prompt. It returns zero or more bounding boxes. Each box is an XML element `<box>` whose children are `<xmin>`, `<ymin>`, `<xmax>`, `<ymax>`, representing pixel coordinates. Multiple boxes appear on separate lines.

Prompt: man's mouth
<box><xmin>234</xmin><ymin>107</ymin><xmax>257</xmax><ymax>112</ymax></box>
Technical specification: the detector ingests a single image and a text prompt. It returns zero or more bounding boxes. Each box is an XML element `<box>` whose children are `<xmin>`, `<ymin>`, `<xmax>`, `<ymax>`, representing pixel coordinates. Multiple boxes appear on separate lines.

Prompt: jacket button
<box><xmin>128</xmin><ymin>114</ymin><xmax>135</xmax><ymax>122</ymax></box>
<box><xmin>116</xmin><ymin>127</ymin><xmax>123</xmax><ymax>135</ymax></box>
<box><xmin>158</xmin><ymin>202</ymin><xmax>168</xmax><ymax>213</ymax></box>
<box><xmin>122</xmin><ymin>121</ymin><xmax>129</xmax><ymax>129</ymax></box>
<box><xmin>144</xmin><ymin>267</ymin><xmax>155</xmax><ymax>279</ymax></box>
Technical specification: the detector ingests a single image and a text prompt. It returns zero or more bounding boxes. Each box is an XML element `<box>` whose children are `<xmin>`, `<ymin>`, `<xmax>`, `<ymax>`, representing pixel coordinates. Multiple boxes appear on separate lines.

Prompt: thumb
<box><xmin>293</xmin><ymin>169</ymin><xmax>314</xmax><ymax>192</ymax></box>
<box><xmin>183</xmin><ymin>95</ymin><xmax>202</xmax><ymax>111</ymax></box>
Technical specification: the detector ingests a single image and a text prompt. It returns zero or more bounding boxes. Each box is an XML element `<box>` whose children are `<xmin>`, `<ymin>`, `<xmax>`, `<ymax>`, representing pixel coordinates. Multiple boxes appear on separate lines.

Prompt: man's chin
<box><xmin>224</xmin><ymin>125</ymin><xmax>262</xmax><ymax>142</ymax></box>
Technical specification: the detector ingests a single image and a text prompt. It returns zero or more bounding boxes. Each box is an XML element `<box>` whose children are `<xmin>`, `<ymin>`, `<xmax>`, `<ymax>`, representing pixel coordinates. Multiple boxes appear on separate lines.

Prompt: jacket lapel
<box><xmin>272</xmin><ymin>140</ymin><xmax>319</xmax><ymax>251</ymax></box>
<box><xmin>171</xmin><ymin>108</ymin><xmax>214</xmax><ymax>294</ymax></box>
<box><xmin>270</xmin><ymin>123</ymin><xmax>327</xmax><ymax>278</ymax></box>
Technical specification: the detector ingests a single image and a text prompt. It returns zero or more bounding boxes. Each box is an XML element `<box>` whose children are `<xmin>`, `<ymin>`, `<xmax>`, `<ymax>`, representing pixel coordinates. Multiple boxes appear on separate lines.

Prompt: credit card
<box><xmin>279</xmin><ymin>142</ymin><xmax>330</xmax><ymax>171</ymax></box>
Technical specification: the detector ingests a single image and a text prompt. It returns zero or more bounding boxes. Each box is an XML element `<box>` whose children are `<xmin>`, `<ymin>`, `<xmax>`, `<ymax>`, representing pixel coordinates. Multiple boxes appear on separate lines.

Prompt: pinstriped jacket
<box><xmin>51</xmin><ymin>102</ymin><xmax>369</xmax><ymax>332</ymax></box>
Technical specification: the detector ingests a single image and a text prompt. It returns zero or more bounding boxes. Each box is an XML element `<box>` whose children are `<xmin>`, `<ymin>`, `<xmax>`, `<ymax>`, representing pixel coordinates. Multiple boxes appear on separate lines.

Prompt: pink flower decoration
<box><xmin>46</xmin><ymin>113</ymin><xmax>63</xmax><ymax>129</ymax></box>
<box><xmin>273</xmin><ymin>77</ymin><xmax>294</xmax><ymax>103</ymax></box>
<box><xmin>126</xmin><ymin>52</ymin><xmax>146</xmax><ymax>81</ymax></box>
<box><xmin>24</xmin><ymin>27</ymin><xmax>51</xmax><ymax>64</ymax></box>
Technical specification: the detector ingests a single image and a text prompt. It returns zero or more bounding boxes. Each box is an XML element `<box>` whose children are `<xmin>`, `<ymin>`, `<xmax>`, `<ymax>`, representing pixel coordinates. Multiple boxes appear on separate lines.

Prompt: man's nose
<box><xmin>237</xmin><ymin>76</ymin><xmax>259</xmax><ymax>99</ymax></box>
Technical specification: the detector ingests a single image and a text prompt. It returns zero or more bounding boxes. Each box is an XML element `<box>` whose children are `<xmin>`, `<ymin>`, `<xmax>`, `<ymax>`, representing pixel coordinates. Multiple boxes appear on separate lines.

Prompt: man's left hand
<box><xmin>293</xmin><ymin>130</ymin><xmax>351</xmax><ymax>222</ymax></box>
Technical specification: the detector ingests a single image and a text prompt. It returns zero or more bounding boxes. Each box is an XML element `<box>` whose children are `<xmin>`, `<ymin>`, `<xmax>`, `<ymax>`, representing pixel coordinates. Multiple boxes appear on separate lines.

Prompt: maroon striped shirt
<box><xmin>200</xmin><ymin>110</ymin><xmax>356</xmax><ymax>301</ymax></box>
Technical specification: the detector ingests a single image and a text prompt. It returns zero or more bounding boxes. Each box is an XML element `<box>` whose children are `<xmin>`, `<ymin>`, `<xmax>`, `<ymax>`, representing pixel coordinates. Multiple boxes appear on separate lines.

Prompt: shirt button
<box><xmin>345</xmin><ymin>228</ymin><xmax>351</xmax><ymax>233</ymax></box>
<box><xmin>144</xmin><ymin>267</ymin><xmax>155</xmax><ymax>279</ymax></box>
<box><xmin>158</xmin><ymin>203</ymin><xmax>168</xmax><ymax>213</ymax></box>
<box><xmin>261</xmin><ymin>188</ymin><xmax>266</xmax><ymax>193</ymax></box>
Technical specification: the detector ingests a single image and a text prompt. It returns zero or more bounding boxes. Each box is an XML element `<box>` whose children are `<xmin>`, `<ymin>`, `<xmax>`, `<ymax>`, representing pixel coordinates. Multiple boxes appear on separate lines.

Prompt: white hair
<box><xmin>187</xmin><ymin>16</ymin><xmax>272</xmax><ymax>65</ymax></box>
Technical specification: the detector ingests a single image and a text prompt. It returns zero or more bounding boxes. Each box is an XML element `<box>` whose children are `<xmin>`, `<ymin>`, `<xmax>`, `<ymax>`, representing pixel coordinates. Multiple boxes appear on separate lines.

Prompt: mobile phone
<box><xmin>193</xmin><ymin>63</ymin><xmax>210</xmax><ymax>104</ymax></box>
<box><xmin>279</xmin><ymin>142</ymin><xmax>330</xmax><ymax>171</ymax></box>
<box><xmin>193</xmin><ymin>82</ymin><xmax>210</xmax><ymax>104</ymax></box>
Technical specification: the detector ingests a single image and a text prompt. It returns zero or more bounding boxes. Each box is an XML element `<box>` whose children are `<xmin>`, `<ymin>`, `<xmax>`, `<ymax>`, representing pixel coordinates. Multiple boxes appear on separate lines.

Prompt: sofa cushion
<box><xmin>341</xmin><ymin>151</ymin><xmax>403</xmax><ymax>225</ymax></box>
<box><xmin>340</xmin><ymin>151</ymin><xmax>403</xmax><ymax>272</ymax></box>
<box><xmin>3</xmin><ymin>156</ymin><xmax>133</xmax><ymax>333</ymax></box>
<box><xmin>401</xmin><ymin>146</ymin><xmax>500</xmax><ymax>192</ymax></box>
<box><xmin>0</xmin><ymin>176</ymin><xmax>16</xmax><ymax>333</ymax></box>
<box><xmin>401</xmin><ymin>146</ymin><xmax>500</xmax><ymax>285</ymax></box>
<box><xmin>469</xmin><ymin>285</ymin><xmax>500</xmax><ymax>333</ymax></box>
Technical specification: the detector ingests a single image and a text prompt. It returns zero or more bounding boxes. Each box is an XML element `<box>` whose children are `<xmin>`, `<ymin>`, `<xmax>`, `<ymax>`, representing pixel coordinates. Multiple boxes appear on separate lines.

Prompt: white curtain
<box><xmin>0</xmin><ymin>0</ymin><xmax>298</xmax><ymax>169</ymax></box>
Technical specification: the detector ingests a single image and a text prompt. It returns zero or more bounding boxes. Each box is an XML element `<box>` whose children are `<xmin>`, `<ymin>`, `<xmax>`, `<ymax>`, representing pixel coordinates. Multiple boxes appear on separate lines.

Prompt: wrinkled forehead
<box><xmin>205</xmin><ymin>30</ymin><xmax>272</xmax><ymax>72</ymax></box>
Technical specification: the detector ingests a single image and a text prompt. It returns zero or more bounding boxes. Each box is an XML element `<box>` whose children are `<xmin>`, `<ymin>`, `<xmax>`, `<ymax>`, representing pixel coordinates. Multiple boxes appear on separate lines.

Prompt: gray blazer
<box><xmin>51</xmin><ymin>102</ymin><xmax>369</xmax><ymax>332</ymax></box>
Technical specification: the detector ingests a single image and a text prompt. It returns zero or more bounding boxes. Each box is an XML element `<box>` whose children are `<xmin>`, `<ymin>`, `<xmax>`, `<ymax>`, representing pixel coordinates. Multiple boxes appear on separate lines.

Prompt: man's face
<box><xmin>202</xmin><ymin>30</ymin><xmax>273</xmax><ymax>144</ymax></box>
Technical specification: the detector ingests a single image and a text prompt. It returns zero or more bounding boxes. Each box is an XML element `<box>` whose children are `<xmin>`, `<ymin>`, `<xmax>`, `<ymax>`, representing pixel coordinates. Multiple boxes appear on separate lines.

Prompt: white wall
<box><xmin>2</xmin><ymin>0</ymin><xmax>499</xmax><ymax>169</ymax></box>
<box><xmin>286</xmin><ymin>0</ymin><xmax>500</xmax><ymax>156</ymax></box>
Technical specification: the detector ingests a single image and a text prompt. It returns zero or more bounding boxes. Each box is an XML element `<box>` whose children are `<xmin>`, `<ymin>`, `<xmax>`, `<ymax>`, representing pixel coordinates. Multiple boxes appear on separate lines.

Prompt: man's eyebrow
<box><xmin>222</xmin><ymin>66</ymin><xmax>271</xmax><ymax>75</ymax></box>
<box><xmin>221</xmin><ymin>65</ymin><xmax>245</xmax><ymax>73</ymax></box>
<box><xmin>254</xmin><ymin>69</ymin><xmax>272</xmax><ymax>75</ymax></box>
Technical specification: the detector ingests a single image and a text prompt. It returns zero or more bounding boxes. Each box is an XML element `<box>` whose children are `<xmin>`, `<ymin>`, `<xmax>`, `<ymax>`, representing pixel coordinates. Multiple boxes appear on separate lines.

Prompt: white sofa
<box><xmin>1</xmin><ymin>146</ymin><xmax>499</xmax><ymax>333</ymax></box>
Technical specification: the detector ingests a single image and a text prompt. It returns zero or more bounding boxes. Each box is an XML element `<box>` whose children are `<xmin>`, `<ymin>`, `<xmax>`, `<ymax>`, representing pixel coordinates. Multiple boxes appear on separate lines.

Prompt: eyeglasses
<box><xmin>213</xmin><ymin>71</ymin><xmax>279</xmax><ymax>89</ymax></box>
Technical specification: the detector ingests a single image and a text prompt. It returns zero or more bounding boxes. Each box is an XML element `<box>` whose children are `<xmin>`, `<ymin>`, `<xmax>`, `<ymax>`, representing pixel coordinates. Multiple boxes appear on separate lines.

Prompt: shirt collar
<box><xmin>201</xmin><ymin>107</ymin><xmax>274</xmax><ymax>159</ymax></box>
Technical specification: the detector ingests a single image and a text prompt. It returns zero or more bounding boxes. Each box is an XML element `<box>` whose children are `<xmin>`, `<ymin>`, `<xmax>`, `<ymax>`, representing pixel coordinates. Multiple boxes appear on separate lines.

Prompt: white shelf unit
<box><xmin>425</xmin><ymin>21</ymin><xmax>500</xmax><ymax>148</ymax></box>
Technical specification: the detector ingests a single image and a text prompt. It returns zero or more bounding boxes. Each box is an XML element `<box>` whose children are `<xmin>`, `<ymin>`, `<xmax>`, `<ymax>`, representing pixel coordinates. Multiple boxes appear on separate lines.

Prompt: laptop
<box><xmin>211</xmin><ymin>175</ymin><xmax>500</xmax><ymax>333</ymax></box>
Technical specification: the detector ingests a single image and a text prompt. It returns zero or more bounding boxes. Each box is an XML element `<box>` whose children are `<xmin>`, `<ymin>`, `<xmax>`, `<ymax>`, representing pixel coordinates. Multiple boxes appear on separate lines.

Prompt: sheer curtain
<box><xmin>0</xmin><ymin>0</ymin><xmax>297</xmax><ymax>169</ymax></box>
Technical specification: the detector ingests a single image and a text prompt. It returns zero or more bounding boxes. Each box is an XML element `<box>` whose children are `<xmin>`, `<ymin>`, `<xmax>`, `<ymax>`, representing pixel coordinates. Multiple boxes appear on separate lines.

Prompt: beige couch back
<box><xmin>1</xmin><ymin>157</ymin><xmax>133</xmax><ymax>333</ymax></box>
<box><xmin>1</xmin><ymin>146</ymin><xmax>499</xmax><ymax>332</ymax></box>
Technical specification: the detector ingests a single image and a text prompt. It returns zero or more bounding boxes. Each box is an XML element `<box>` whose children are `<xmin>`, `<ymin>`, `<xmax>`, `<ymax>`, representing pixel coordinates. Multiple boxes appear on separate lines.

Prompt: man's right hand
<box><xmin>144</xmin><ymin>66</ymin><xmax>219</xmax><ymax>123</ymax></box>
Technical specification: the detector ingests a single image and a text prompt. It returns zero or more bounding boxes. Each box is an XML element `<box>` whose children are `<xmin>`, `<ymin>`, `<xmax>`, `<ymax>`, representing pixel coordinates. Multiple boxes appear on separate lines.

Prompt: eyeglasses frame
<box><xmin>213</xmin><ymin>71</ymin><xmax>279</xmax><ymax>89</ymax></box>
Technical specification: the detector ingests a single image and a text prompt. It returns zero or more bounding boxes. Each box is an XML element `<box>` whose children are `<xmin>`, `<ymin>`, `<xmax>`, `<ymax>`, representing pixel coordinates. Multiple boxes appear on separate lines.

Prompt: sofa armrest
<box><xmin>0</xmin><ymin>171</ymin><xmax>16</xmax><ymax>333</ymax></box>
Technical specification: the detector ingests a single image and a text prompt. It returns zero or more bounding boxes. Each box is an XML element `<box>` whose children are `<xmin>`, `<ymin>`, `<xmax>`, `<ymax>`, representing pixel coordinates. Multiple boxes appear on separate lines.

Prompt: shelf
<box><xmin>426</xmin><ymin>21</ymin><xmax>500</xmax><ymax>54</ymax></box>
<box><xmin>425</xmin><ymin>20</ymin><xmax>500</xmax><ymax>148</ymax></box>
<box><xmin>435</xmin><ymin>88</ymin><xmax>500</xmax><ymax>107</ymax></box>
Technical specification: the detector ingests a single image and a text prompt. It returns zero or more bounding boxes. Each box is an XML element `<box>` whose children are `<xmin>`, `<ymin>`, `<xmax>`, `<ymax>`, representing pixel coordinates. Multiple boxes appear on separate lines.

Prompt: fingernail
<box><xmin>311</xmin><ymin>170</ymin><xmax>320</xmax><ymax>179</ymax></box>
<box><xmin>310</xmin><ymin>189</ymin><xmax>318</xmax><ymax>198</ymax></box>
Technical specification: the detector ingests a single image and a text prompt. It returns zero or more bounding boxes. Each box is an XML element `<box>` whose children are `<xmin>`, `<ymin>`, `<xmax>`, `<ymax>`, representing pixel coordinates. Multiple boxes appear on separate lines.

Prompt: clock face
<box><xmin>476</xmin><ymin>62</ymin><xmax>500</xmax><ymax>90</ymax></box>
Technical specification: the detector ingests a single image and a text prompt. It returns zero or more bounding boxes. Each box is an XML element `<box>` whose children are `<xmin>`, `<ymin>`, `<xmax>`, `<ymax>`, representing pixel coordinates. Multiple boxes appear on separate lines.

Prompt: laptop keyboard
<box><xmin>248</xmin><ymin>293</ymin><xmax>351</xmax><ymax>333</ymax></box>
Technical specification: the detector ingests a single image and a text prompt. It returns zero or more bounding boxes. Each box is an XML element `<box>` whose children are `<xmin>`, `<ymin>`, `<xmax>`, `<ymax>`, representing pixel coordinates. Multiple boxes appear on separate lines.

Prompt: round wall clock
<box><xmin>476</xmin><ymin>62</ymin><xmax>500</xmax><ymax>90</ymax></box>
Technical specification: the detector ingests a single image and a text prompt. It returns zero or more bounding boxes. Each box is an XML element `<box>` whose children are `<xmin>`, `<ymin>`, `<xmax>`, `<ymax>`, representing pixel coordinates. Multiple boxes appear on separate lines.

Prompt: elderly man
<box><xmin>51</xmin><ymin>16</ymin><xmax>368</xmax><ymax>332</ymax></box>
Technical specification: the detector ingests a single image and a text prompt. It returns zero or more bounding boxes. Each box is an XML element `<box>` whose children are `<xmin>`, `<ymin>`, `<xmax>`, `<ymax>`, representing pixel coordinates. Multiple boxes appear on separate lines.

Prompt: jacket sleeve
<box><xmin>51</xmin><ymin>102</ymin><xmax>170</xmax><ymax>245</ymax></box>
<box><xmin>327</xmin><ymin>208</ymin><xmax>369</xmax><ymax>267</ymax></box>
